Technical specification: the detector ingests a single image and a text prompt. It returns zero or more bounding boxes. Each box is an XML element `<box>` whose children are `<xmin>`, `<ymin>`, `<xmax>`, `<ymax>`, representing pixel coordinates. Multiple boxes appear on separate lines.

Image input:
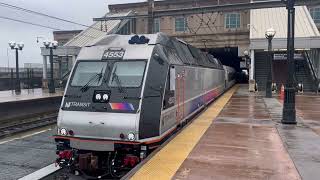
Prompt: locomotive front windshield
<box><xmin>71</xmin><ymin>61</ymin><xmax>108</xmax><ymax>87</ymax></box>
<box><xmin>108</xmin><ymin>61</ymin><xmax>146</xmax><ymax>88</ymax></box>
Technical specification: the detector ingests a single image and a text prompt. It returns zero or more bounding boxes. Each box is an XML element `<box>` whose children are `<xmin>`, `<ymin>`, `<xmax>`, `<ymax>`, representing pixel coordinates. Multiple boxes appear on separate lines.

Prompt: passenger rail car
<box><xmin>54</xmin><ymin>33</ymin><xmax>235</xmax><ymax>178</ymax></box>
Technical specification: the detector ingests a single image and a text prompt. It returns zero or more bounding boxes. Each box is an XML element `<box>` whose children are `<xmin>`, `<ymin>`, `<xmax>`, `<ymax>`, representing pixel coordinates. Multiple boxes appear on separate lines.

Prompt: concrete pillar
<box><xmin>43</xmin><ymin>56</ymin><xmax>48</xmax><ymax>79</ymax></box>
<box><xmin>42</xmin><ymin>56</ymin><xmax>48</xmax><ymax>89</ymax></box>
<box><xmin>249</xmin><ymin>49</ymin><xmax>256</xmax><ymax>92</ymax></box>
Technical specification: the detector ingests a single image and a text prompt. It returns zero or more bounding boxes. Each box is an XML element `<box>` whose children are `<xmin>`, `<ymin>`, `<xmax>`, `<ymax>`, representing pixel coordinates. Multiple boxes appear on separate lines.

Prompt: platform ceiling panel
<box><xmin>64</xmin><ymin>11</ymin><xmax>131</xmax><ymax>48</ymax></box>
<box><xmin>250</xmin><ymin>6</ymin><xmax>320</xmax><ymax>50</ymax></box>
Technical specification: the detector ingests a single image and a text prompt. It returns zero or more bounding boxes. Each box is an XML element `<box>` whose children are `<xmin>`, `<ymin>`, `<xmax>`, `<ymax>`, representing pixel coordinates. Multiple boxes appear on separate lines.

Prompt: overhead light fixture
<box><xmin>265</xmin><ymin>28</ymin><xmax>276</xmax><ymax>39</ymax></box>
<box><xmin>8</xmin><ymin>41</ymin><xmax>16</xmax><ymax>49</ymax></box>
<box><xmin>17</xmin><ymin>42</ymin><xmax>24</xmax><ymax>50</ymax></box>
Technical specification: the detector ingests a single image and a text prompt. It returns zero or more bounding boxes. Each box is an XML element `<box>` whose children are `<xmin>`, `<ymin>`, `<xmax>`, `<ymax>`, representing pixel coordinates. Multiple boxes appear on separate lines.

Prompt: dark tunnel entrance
<box><xmin>206</xmin><ymin>47</ymin><xmax>241</xmax><ymax>72</ymax></box>
<box><xmin>202</xmin><ymin>47</ymin><xmax>248</xmax><ymax>83</ymax></box>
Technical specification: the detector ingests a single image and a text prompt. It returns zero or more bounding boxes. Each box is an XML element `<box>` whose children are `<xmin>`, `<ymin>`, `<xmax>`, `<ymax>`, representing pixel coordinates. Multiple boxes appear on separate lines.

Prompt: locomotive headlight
<box><xmin>127</xmin><ymin>133</ymin><xmax>135</xmax><ymax>141</ymax></box>
<box><xmin>95</xmin><ymin>94</ymin><xmax>102</xmax><ymax>100</ymax></box>
<box><xmin>60</xmin><ymin>128</ymin><xmax>68</xmax><ymax>136</ymax></box>
<box><xmin>102</xmin><ymin>94</ymin><xmax>109</xmax><ymax>101</ymax></box>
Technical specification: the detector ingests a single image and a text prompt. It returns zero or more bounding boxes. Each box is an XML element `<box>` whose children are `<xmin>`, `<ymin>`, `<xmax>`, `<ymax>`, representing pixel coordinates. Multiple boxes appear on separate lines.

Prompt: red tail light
<box><xmin>123</xmin><ymin>155</ymin><xmax>139</xmax><ymax>167</ymax></box>
<box><xmin>58</xmin><ymin>150</ymin><xmax>73</xmax><ymax>159</ymax></box>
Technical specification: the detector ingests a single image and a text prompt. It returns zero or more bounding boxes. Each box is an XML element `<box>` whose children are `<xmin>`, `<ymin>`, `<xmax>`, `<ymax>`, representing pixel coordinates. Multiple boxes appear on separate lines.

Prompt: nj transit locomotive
<box><xmin>54</xmin><ymin>33</ymin><xmax>235</xmax><ymax>178</ymax></box>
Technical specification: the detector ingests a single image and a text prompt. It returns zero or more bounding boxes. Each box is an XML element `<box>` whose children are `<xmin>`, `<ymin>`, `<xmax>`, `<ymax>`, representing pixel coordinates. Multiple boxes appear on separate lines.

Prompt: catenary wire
<box><xmin>0</xmin><ymin>1</ymin><xmax>105</xmax><ymax>32</ymax></box>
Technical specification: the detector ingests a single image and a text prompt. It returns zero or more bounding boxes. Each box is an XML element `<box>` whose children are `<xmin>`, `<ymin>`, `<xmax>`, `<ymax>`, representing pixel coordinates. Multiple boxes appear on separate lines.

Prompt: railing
<box><xmin>304</xmin><ymin>51</ymin><xmax>319</xmax><ymax>91</ymax></box>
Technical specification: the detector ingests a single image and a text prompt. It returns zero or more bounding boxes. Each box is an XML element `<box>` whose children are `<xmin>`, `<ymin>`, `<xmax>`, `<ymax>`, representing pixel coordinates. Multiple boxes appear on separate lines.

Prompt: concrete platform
<box><xmin>0</xmin><ymin>88</ymin><xmax>63</xmax><ymax>103</ymax></box>
<box><xmin>0</xmin><ymin>89</ymin><xmax>63</xmax><ymax>122</ymax></box>
<box><xmin>130</xmin><ymin>85</ymin><xmax>320</xmax><ymax>180</ymax></box>
<box><xmin>0</xmin><ymin>126</ymin><xmax>56</xmax><ymax>180</ymax></box>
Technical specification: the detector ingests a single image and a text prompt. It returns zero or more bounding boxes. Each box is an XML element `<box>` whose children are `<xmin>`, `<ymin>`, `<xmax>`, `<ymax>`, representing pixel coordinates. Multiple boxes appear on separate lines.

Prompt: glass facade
<box><xmin>175</xmin><ymin>17</ymin><xmax>187</xmax><ymax>32</ymax></box>
<box><xmin>225</xmin><ymin>13</ymin><xmax>241</xmax><ymax>29</ymax></box>
<box><xmin>310</xmin><ymin>7</ymin><xmax>320</xmax><ymax>24</ymax></box>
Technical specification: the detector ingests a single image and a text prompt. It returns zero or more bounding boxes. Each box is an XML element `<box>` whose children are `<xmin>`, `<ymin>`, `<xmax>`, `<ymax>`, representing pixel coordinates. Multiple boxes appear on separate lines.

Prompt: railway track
<box><xmin>0</xmin><ymin>113</ymin><xmax>58</xmax><ymax>138</ymax></box>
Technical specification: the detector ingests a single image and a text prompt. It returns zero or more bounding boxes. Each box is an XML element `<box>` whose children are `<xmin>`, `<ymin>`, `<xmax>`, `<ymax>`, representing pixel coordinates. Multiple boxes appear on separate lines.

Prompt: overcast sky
<box><xmin>0</xmin><ymin>0</ymin><xmax>145</xmax><ymax>67</ymax></box>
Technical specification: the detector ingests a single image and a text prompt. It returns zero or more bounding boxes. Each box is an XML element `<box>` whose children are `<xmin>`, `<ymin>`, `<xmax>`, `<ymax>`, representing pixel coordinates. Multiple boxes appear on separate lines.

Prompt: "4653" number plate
<box><xmin>102</xmin><ymin>50</ymin><xmax>125</xmax><ymax>60</ymax></box>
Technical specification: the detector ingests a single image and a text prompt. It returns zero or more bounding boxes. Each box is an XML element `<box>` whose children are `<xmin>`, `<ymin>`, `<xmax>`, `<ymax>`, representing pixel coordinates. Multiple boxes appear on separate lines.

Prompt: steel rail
<box><xmin>0</xmin><ymin>114</ymin><xmax>57</xmax><ymax>138</ymax></box>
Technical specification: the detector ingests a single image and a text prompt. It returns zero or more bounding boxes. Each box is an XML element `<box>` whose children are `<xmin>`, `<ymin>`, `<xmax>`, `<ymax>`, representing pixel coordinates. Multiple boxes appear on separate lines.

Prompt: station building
<box><xmin>41</xmin><ymin>0</ymin><xmax>320</xmax><ymax>92</ymax></box>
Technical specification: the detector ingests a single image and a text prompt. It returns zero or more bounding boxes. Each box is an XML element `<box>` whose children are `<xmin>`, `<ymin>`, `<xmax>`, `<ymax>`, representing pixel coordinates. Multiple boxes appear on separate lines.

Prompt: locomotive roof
<box><xmin>77</xmin><ymin>33</ymin><xmax>223</xmax><ymax>69</ymax></box>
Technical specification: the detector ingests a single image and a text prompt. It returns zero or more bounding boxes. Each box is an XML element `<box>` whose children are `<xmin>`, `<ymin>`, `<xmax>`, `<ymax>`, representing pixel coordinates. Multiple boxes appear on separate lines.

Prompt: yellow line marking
<box><xmin>130</xmin><ymin>85</ymin><xmax>238</xmax><ymax>180</ymax></box>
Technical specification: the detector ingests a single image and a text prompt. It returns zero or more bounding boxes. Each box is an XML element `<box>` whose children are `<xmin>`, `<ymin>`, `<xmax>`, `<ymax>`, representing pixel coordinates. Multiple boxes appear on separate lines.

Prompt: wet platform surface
<box><xmin>0</xmin><ymin>126</ymin><xmax>56</xmax><ymax>180</ymax></box>
<box><xmin>174</xmin><ymin>86</ymin><xmax>300</xmax><ymax>180</ymax></box>
<box><xmin>130</xmin><ymin>84</ymin><xmax>320</xmax><ymax>180</ymax></box>
<box><xmin>296</xmin><ymin>95</ymin><xmax>320</xmax><ymax>136</ymax></box>
<box><xmin>0</xmin><ymin>88</ymin><xmax>63</xmax><ymax>103</ymax></box>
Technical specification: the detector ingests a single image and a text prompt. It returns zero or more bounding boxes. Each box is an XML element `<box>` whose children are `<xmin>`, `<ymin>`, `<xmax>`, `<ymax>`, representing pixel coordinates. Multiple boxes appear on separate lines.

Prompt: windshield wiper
<box><xmin>80</xmin><ymin>68</ymin><xmax>104</xmax><ymax>92</ymax></box>
<box><xmin>109</xmin><ymin>64</ymin><xmax>139</xmax><ymax>100</ymax></box>
<box><xmin>111</xmin><ymin>66</ymin><xmax>125</xmax><ymax>93</ymax></box>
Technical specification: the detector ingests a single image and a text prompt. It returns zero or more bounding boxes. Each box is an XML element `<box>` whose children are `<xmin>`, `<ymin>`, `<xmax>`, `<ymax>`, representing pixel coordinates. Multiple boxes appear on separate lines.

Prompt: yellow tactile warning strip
<box><xmin>130</xmin><ymin>85</ymin><xmax>239</xmax><ymax>180</ymax></box>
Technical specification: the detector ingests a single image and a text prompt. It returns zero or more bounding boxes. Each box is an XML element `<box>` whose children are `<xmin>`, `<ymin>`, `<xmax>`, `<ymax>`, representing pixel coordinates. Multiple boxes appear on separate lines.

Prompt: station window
<box><xmin>310</xmin><ymin>7</ymin><xmax>320</xmax><ymax>24</ymax></box>
<box><xmin>117</xmin><ymin>21</ymin><xmax>131</xmax><ymax>35</ymax></box>
<box><xmin>175</xmin><ymin>17</ymin><xmax>187</xmax><ymax>32</ymax></box>
<box><xmin>225</xmin><ymin>13</ymin><xmax>241</xmax><ymax>29</ymax></box>
<box><xmin>154</xmin><ymin>18</ymin><xmax>160</xmax><ymax>33</ymax></box>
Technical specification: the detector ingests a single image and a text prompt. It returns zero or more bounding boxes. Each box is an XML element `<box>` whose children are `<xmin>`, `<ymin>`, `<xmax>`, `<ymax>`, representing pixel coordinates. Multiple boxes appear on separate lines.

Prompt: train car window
<box><xmin>170</xmin><ymin>66</ymin><xmax>176</xmax><ymax>91</ymax></box>
<box><xmin>71</xmin><ymin>61</ymin><xmax>108</xmax><ymax>87</ymax></box>
<box><xmin>163</xmin><ymin>66</ymin><xmax>175</xmax><ymax>110</ymax></box>
<box><xmin>108</xmin><ymin>61</ymin><xmax>146</xmax><ymax>88</ymax></box>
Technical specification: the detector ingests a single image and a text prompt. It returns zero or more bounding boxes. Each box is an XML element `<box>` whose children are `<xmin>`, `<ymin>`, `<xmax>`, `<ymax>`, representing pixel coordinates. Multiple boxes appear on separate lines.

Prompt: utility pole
<box><xmin>147</xmin><ymin>0</ymin><xmax>154</xmax><ymax>34</ymax></box>
<box><xmin>282</xmin><ymin>0</ymin><xmax>297</xmax><ymax>124</ymax></box>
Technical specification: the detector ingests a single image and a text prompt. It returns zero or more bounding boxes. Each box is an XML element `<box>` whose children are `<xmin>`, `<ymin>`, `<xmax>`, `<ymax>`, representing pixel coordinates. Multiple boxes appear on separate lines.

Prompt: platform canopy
<box><xmin>41</xmin><ymin>11</ymin><xmax>132</xmax><ymax>56</ymax></box>
<box><xmin>249</xmin><ymin>6</ymin><xmax>320</xmax><ymax>50</ymax></box>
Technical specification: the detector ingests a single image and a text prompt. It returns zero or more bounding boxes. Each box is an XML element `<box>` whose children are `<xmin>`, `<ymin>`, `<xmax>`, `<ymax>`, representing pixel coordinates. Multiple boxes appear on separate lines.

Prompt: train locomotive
<box><xmin>54</xmin><ymin>33</ymin><xmax>235</xmax><ymax>178</ymax></box>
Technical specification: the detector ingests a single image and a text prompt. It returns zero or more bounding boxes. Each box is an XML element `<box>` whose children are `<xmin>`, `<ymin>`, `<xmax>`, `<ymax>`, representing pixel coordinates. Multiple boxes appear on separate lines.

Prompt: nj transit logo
<box><xmin>65</xmin><ymin>102</ymin><xmax>91</xmax><ymax>108</ymax></box>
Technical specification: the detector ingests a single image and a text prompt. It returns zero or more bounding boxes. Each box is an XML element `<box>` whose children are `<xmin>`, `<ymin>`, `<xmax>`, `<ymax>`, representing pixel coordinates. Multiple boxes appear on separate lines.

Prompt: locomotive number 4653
<box><xmin>103</xmin><ymin>50</ymin><xmax>125</xmax><ymax>60</ymax></box>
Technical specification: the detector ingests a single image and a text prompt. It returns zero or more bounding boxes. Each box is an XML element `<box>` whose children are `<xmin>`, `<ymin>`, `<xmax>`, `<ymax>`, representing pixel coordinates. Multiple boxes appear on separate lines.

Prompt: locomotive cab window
<box><xmin>71</xmin><ymin>61</ymin><xmax>108</xmax><ymax>87</ymax></box>
<box><xmin>163</xmin><ymin>66</ymin><xmax>176</xmax><ymax>110</ymax></box>
<box><xmin>108</xmin><ymin>61</ymin><xmax>146</xmax><ymax>88</ymax></box>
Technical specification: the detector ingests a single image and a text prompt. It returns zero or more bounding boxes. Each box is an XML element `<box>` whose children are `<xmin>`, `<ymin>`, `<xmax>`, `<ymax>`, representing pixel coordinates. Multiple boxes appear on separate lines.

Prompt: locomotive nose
<box><xmin>57</xmin><ymin>110</ymin><xmax>138</xmax><ymax>141</ymax></box>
